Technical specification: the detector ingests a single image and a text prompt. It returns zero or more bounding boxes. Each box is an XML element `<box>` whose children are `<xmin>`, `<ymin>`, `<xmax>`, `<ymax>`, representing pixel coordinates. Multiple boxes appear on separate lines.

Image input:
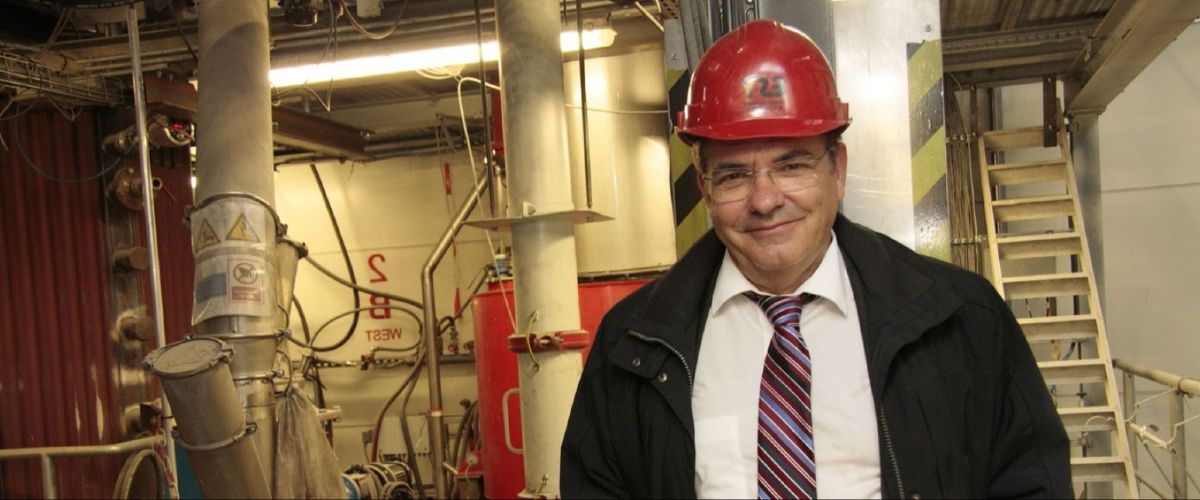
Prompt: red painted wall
<box><xmin>0</xmin><ymin>108</ymin><xmax>193</xmax><ymax>498</ymax></box>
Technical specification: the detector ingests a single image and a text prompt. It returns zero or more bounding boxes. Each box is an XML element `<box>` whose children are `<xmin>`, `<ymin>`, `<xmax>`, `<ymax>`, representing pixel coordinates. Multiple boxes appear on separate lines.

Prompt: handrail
<box><xmin>0</xmin><ymin>434</ymin><xmax>164</xmax><ymax>499</ymax></box>
<box><xmin>0</xmin><ymin>434</ymin><xmax>163</xmax><ymax>460</ymax></box>
<box><xmin>422</xmin><ymin>171</ymin><xmax>489</xmax><ymax>499</ymax></box>
<box><xmin>1114</xmin><ymin>358</ymin><xmax>1200</xmax><ymax>396</ymax></box>
<box><xmin>1115</xmin><ymin>358</ymin><xmax>1196</xmax><ymax>499</ymax></box>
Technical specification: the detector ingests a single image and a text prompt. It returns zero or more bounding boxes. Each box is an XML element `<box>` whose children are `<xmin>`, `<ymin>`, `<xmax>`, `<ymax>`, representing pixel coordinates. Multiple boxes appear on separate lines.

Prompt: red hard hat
<box><xmin>676</xmin><ymin>20</ymin><xmax>850</xmax><ymax>145</ymax></box>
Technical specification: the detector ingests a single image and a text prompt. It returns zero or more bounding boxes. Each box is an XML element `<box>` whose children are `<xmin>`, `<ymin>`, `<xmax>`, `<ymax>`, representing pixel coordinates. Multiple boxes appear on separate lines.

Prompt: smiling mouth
<box><xmin>745</xmin><ymin>219</ymin><xmax>798</xmax><ymax>234</ymax></box>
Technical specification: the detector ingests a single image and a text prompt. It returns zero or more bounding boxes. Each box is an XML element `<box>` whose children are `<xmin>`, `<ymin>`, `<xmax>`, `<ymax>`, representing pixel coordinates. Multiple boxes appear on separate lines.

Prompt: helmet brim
<box><xmin>676</xmin><ymin>117</ymin><xmax>851</xmax><ymax>146</ymax></box>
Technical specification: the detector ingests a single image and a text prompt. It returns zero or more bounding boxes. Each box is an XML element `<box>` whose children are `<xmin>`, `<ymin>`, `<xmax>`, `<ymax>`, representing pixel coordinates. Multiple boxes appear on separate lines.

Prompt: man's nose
<box><xmin>746</xmin><ymin>169</ymin><xmax>785</xmax><ymax>214</ymax></box>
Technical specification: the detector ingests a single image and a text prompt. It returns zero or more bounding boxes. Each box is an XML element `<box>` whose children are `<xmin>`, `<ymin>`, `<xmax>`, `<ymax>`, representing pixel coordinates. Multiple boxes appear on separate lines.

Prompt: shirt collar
<box><xmin>710</xmin><ymin>232</ymin><xmax>851</xmax><ymax>317</ymax></box>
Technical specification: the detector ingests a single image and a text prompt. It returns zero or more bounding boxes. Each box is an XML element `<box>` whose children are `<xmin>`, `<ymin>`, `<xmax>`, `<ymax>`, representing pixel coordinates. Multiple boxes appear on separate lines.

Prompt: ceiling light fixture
<box><xmin>269</xmin><ymin>28</ymin><xmax>617</xmax><ymax>88</ymax></box>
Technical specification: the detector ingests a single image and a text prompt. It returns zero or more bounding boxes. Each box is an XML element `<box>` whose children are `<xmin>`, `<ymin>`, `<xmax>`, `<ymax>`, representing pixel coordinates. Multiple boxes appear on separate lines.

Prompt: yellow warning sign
<box><xmin>195</xmin><ymin>220</ymin><xmax>221</xmax><ymax>251</ymax></box>
<box><xmin>225</xmin><ymin>213</ymin><xmax>260</xmax><ymax>243</ymax></box>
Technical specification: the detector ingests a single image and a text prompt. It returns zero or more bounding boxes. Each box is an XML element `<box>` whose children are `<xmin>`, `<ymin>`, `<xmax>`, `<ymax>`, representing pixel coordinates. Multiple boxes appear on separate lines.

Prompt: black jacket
<box><xmin>561</xmin><ymin>215</ymin><xmax>1071</xmax><ymax>498</ymax></box>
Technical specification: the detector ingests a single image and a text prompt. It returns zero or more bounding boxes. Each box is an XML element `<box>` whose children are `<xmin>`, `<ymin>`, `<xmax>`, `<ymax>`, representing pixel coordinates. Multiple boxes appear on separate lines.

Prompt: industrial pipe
<box><xmin>574</xmin><ymin>0</ymin><xmax>594</xmax><ymax>209</ymax></box>
<box><xmin>125</xmin><ymin>6</ymin><xmax>177</xmax><ymax>495</ymax></box>
<box><xmin>496</xmin><ymin>0</ymin><xmax>586</xmax><ymax>496</ymax></box>
<box><xmin>187</xmin><ymin>0</ymin><xmax>281</xmax><ymax>495</ymax></box>
<box><xmin>145</xmin><ymin>338</ymin><xmax>271</xmax><ymax>499</ymax></box>
<box><xmin>473</xmin><ymin>0</ymin><xmax>498</xmax><ymax>217</ymax></box>
<box><xmin>422</xmin><ymin>172</ymin><xmax>490</xmax><ymax>498</ymax></box>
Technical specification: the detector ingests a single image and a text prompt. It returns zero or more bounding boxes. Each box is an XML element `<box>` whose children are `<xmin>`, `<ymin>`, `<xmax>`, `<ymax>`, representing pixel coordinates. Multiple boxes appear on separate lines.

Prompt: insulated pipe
<box><xmin>195</xmin><ymin>0</ymin><xmax>274</xmax><ymax>203</ymax></box>
<box><xmin>422</xmin><ymin>172</ymin><xmax>489</xmax><ymax>498</ymax></box>
<box><xmin>191</xmin><ymin>0</ymin><xmax>280</xmax><ymax>493</ymax></box>
<box><xmin>496</xmin><ymin>1</ymin><xmax>585</xmax><ymax>496</ymax></box>
<box><xmin>125</xmin><ymin>7</ymin><xmax>177</xmax><ymax>496</ymax></box>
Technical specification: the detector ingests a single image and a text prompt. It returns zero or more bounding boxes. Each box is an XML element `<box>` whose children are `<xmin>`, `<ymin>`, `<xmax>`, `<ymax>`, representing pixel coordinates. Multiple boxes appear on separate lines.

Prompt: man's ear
<box><xmin>835</xmin><ymin>141</ymin><xmax>848</xmax><ymax>200</ymax></box>
<box><xmin>692</xmin><ymin>144</ymin><xmax>710</xmax><ymax>204</ymax></box>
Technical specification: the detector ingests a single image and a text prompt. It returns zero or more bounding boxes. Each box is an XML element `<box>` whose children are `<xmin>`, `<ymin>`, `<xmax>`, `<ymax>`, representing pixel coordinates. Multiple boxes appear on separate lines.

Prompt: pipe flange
<box><xmin>172</xmin><ymin>422</ymin><xmax>257</xmax><ymax>452</ymax></box>
<box><xmin>231</xmin><ymin>370</ymin><xmax>284</xmax><ymax>382</ymax></box>
<box><xmin>143</xmin><ymin>337</ymin><xmax>234</xmax><ymax>379</ymax></box>
<box><xmin>200</xmin><ymin>330</ymin><xmax>287</xmax><ymax>341</ymax></box>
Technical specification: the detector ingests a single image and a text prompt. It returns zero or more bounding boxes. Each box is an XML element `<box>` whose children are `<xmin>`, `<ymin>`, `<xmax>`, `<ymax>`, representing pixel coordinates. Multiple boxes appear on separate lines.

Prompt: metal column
<box><xmin>497</xmin><ymin>0</ymin><xmax>584</xmax><ymax>497</ymax></box>
<box><xmin>1122</xmin><ymin>372</ymin><xmax>1138</xmax><ymax>470</ymax></box>
<box><xmin>1169</xmin><ymin>391</ymin><xmax>1187</xmax><ymax>499</ymax></box>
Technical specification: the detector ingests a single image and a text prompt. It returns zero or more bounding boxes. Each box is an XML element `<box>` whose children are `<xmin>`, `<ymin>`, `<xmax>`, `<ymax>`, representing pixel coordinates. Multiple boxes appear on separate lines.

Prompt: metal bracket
<box><xmin>186</xmin><ymin>192</ymin><xmax>287</xmax><ymax>237</ymax></box>
<box><xmin>506</xmin><ymin>329</ymin><xmax>590</xmax><ymax>353</ymax></box>
<box><xmin>173</xmin><ymin>422</ymin><xmax>257</xmax><ymax>452</ymax></box>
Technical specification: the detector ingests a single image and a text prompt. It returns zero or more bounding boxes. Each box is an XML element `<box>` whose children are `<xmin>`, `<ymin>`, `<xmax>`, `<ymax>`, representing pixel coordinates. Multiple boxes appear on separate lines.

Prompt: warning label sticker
<box><xmin>192</xmin><ymin>254</ymin><xmax>272</xmax><ymax>323</ymax></box>
<box><xmin>229</xmin><ymin>260</ymin><xmax>264</xmax><ymax>303</ymax></box>
<box><xmin>190</xmin><ymin>200</ymin><xmax>271</xmax><ymax>255</ymax></box>
<box><xmin>225</xmin><ymin>214</ymin><xmax>261</xmax><ymax>243</ymax></box>
<box><xmin>194</xmin><ymin>220</ymin><xmax>221</xmax><ymax>252</ymax></box>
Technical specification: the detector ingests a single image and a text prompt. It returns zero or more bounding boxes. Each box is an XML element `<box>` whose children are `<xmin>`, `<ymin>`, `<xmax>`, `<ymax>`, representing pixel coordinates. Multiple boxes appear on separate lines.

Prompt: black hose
<box><xmin>293</xmin><ymin>296</ymin><xmax>312</xmax><ymax>343</ymax></box>
<box><xmin>163</xmin><ymin>0</ymin><xmax>198</xmax><ymax>63</ymax></box>
<box><xmin>304</xmin><ymin>255</ymin><xmax>424</xmax><ymax>310</ymax></box>
<box><xmin>365</xmin><ymin>350</ymin><xmax>426</xmax><ymax>498</ymax></box>
<box><xmin>310</xmin><ymin>163</ymin><xmax>362</xmax><ymax>352</ymax></box>
<box><xmin>307</xmin><ymin>305</ymin><xmax>424</xmax><ymax>352</ymax></box>
<box><xmin>11</xmin><ymin>114</ymin><xmax>130</xmax><ymax>184</ymax></box>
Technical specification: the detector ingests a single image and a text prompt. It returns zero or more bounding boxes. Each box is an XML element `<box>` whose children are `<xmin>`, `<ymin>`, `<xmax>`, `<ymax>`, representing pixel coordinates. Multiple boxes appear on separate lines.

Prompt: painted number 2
<box><xmin>366</xmin><ymin>253</ymin><xmax>391</xmax><ymax>320</ymax></box>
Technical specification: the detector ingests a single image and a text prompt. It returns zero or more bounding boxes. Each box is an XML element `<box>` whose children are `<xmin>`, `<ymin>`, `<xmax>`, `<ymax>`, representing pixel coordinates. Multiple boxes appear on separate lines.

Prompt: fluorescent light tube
<box><xmin>270</xmin><ymin>28</ymin><xmax>616</xmax><ymax>88</ymax></box>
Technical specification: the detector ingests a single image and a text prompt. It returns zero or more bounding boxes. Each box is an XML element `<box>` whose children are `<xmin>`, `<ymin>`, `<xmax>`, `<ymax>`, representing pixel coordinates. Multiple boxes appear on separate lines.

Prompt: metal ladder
<box><xmin>977</xmin><ymin>115</ymin><xmax>1137</xmax><ymax>498</ymax></box>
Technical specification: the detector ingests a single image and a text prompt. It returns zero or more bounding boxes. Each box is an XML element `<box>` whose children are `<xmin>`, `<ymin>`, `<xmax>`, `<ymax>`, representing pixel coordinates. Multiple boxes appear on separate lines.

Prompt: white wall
<box><xmin>1098</xmin><ymin>21</ymin><xmax>1200</xmax><ymax>496</ymax></box>
<box><xmin>276</xmin><ymin>145</ymin><xmax>495</xmax><ymax>478</ymax></box>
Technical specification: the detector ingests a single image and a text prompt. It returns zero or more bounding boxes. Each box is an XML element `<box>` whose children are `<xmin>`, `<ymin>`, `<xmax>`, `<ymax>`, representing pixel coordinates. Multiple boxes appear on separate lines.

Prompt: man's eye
<box><xmin>714</xmin><ymin>171</ymin><xmax>750</xmax><ymax>185</ymax></box>
<box><xmin>777</xmin><ymin>160</ymin><xmax>813</xmax><ymax>172</ymax></box>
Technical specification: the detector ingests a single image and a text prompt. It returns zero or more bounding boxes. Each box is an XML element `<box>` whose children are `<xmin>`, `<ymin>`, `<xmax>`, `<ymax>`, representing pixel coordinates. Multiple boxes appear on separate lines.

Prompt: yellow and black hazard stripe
<box><xmin>907</xmin><ymin>40</ymin><xmax>950</xmax><ymax>262</ymax></box>
<box><xmin>667</xmin><ymin>66</ymin><xmax>709</xmax><ymax>258</ymax></box>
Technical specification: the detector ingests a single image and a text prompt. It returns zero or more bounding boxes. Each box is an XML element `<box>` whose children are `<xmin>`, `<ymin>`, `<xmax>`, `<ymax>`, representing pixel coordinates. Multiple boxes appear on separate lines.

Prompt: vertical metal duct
<box><xmin>496</xmin><ymin>1</ymin><xmax>585</xmax><ymax>497</ymax></box>
<box><xmin>178</xmin><ymin>0</ymin><xmax>278</xmax><ymax>496</ymax></box>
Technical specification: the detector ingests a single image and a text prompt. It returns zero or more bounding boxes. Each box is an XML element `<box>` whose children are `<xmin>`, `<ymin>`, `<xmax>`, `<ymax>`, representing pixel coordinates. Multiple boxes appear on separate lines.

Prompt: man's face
<box><xmin>699</xmin><ymin>135</ymin><xmax>847</xmax><ymax>293</ymax></box>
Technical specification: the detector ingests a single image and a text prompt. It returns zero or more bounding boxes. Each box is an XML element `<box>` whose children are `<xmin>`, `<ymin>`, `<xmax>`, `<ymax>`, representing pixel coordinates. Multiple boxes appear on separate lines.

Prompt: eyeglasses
<box><xmin>701</xmin><ymin>145</ymin><xmax>836</xmax><ymax>203</ymax></box>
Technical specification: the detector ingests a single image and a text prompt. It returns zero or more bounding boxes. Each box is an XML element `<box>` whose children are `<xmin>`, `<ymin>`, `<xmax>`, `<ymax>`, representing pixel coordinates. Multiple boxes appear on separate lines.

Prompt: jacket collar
<box><xmin>833</xmin><ymin>214</ymin><xmax>965</xmax><ymax>397</ymax></box>
<box><xmin>621</xmin><ymin>229</ymin><xmax>725</xmax><ymax>367</ymax></box>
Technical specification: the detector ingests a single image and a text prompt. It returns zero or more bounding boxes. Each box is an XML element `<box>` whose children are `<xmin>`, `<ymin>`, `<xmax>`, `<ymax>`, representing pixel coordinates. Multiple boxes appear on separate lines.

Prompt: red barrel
<box><xmin>471</xmin><ymin>278</ymin><xmax>649</xmax><ymax>498</ymax></box>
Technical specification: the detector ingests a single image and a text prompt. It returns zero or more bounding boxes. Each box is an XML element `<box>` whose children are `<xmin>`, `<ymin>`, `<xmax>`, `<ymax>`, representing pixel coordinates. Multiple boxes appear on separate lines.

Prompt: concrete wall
<box><xmin>1097</xmin><ymin>21</ymin><xmax>1200</xmax><ymax>496</ymax></box>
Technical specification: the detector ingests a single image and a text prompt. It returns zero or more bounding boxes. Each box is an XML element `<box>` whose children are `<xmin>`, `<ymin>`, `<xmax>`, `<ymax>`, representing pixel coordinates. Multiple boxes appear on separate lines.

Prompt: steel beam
<box><xmin>142</xmin><ymin>76</ymin><xmax>368</xmax><ymax>160</ymax></box>
<box><xmin>1065</xmin><ymin>0</ymin><xmax>1200</xmax><ymax>114</ymax></box>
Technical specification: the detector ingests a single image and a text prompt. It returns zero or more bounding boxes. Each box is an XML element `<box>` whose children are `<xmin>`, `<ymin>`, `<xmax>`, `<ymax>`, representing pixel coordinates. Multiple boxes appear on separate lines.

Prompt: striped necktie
<box><xmin>744</xmin><ymin>292</ymin><xmax>817</xmax><ymax>500</ymax></box>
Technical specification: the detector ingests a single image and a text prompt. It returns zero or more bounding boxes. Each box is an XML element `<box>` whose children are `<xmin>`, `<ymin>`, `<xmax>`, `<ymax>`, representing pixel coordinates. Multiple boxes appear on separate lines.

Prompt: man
<box><xmin>561</xmin><ymin>20</ymin><xmax>1071</xmax><ymax>499</ymax></box>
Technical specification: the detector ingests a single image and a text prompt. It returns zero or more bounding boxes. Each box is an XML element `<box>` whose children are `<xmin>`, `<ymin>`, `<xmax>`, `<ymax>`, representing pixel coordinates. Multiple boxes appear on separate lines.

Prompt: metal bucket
<box><xmin>144</xmin><ymin>337</ymin><xmax>271</xmax><ymax>498</ymax></box>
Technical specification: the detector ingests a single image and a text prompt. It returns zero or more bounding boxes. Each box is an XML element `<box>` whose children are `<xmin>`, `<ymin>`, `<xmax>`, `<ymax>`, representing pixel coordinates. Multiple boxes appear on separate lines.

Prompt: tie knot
<box><xmin>742</xmin><ymin>292</ymin><xmax>813</xmax><ymax>326</ymax></box>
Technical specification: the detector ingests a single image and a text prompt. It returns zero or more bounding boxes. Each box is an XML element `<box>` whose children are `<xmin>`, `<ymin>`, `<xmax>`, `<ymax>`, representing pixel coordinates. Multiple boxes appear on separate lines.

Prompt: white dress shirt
<box><xmin>692</xmin><ymin>233</ymin><xmax>881</xmax><ymax>499</ymax></box>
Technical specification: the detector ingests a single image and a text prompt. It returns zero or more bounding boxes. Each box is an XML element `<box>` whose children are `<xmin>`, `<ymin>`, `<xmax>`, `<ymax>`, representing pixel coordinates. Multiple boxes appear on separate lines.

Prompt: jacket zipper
<box><xmin>627</xmin><ymin>330</ymin><xmax>694</xmax><ymax>390</ymax></box>
<box><xmin>878</xmin><ymin>406</ymin><xmax>906</xmax><ymax>499</ymax></box>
